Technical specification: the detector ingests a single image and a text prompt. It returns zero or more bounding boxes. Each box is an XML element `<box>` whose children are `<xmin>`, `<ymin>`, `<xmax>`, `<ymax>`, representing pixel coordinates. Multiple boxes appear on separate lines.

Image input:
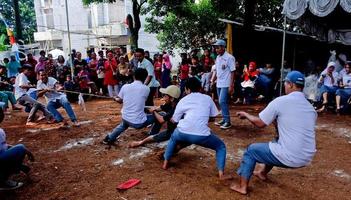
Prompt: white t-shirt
<box><xmin>14</xmin><ymin>73</ymin><xmax>30</xmax><ymax>100</ymax></box>
<box><xmin>172</xmin><ymin>92</ymin><xmax>218</xmax><ymax>136</ymax></box>
<box><xmin>259</xmin><ymin>91</ymin><xmax>317</xmax><ymax>168</ymax></box>
<box><xmin>118</xmin><ymin>80</ymin><xmax>150</xmax><ymax>124</ymax></box>
<box><xmin>341</xmin><ymin>73</ymin><xmax>351</xmax><ymax>88</ymax></box>
<box><xmin>320</xmin><ymin>71</ymin><xmax>339</xmax><ymax>87</ymax></box>
<box><xmin>138</xmin><ymin>58</ymin><xmax>160</xmax><ymax>88</ymax></box>
<box><xmin>215</xmin><ymin>52</ymin><xmax>235</xmax><ymax>88</ymax></box>
<box><xmin>37</xmin><ymin>77</ymin><xmax>65</xmax><ymax>102</ymax></box>
<box><xmin>0</xmin><ymin>128</ymin><xmax>8</xmax><ymax>153</ymax></box>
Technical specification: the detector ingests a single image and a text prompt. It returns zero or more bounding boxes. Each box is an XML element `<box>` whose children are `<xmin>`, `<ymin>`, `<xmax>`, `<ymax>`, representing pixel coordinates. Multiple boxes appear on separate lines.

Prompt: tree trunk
<box><xmin>13</xmin><ymin>0</ymin><xmax>23</xmax><ymax>40</ymax></box>
<box><xmin>243</xmin><ymin>0</ymin><xmax>256</xmax><ymax>30</ymax></box>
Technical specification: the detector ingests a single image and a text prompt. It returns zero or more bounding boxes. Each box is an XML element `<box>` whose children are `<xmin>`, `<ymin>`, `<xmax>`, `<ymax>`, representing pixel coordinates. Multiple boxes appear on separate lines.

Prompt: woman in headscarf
<box><xmin>161</xmin><ymin>54</ymin><xmax>172</xmax><ymax>88</ymax></box>
<box><xmin>317</xmin><ymin>62</ymin><xmax>339</xmax><ymax>112</ymax></box>
<box><xmin>241</xmin><ymin>61</ymin><xmax>259</xmax><ymax>104</ymax></box>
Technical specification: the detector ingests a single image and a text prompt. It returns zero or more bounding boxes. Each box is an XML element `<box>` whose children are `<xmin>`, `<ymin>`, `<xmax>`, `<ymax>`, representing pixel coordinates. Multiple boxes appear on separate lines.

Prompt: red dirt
<box><xmin>0</xmin><ymin>99</ymin><xmax>350</xmax><ymax>200</ymax></box>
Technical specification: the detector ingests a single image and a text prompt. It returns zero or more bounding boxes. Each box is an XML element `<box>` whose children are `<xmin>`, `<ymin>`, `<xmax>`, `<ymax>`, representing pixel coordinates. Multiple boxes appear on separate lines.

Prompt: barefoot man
<box><xmin>232</xmin><ymin>71</ymin><xmax>317</xmax><ymax>194</ymax></box>
<box><xmin>163</xmin><ymin>77</ymin><xmax>231</xmax><ymax>180</ymax></box>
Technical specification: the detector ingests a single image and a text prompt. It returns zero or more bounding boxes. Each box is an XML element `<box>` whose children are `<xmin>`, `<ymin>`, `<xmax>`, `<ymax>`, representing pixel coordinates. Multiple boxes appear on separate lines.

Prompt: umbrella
<box><xmin>49</xmin><ymin>49</ymin><xmax>65</xmax><ymax>59</ymax></box>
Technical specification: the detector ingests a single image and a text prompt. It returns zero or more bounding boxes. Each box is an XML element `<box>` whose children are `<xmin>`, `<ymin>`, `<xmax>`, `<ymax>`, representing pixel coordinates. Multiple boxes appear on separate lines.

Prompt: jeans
<box><xmin>237</xmin><ymin>143</ymin><xmax>287</xmax><ymax>180</ymax></box>
<box><xmin>25</xmin><ymin>91</ymin><xmax>38</xmax><ymax>113</ymax></box>
<box><xmin>320</xmin><ymin>85</ymin><xmax>338</xmax><ymax>95</ymax></box>
<box><xmin>164</xmin><ymin>128</ymin><xmax>227</xmax><ymax>172</ymax></box>
<box><xmin>0</xmin><ymin>144</ymin><xmax>26</xmax><ymax>182</ymax></box>
<box><xmin>0</xmin><ymin>91</ymin><xmax>17</xmax><ymax>109</ymax></box>
<box><xmin>17</xmin><ymin>94</ymin><xmax>52</xmax><ymax>122</ymax></box>
<box><xmin>336</xmin><ymin>88</ymin><xmax>351</xmax><ymax>103</ymax></box>
<box><xmin>217</xmin><ymin>87</ymin><xmax>230</xmax><ymax>123</ymax></box>
<box><xmin>47</xmin><ymin>96</ymin><xmax>77</xmax><ymax>122</ymax></box>
<box><xmin>108</xmin><ymin>114</ymin><xmax>155</xmax><ymax>142</ymax></box>
<box><xmin>107</xmin><ymin>84</ymin><xmax>119</xmax><ymax>97</ymax></box>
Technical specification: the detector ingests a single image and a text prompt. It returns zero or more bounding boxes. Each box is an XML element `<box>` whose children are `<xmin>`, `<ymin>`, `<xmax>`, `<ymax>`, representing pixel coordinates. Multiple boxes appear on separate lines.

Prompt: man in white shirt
<box><xmin>15</xmin><ymin>65</ymin><xmax>52</xmax><ymax>126</ymax></box>
<box><xmin>103</xmin><ymin>68</ymin><xmax>155</xmax><ymax>145</ymax></box>
<box><xmin>36</xmin><ymin>70</ymin><xmax>79</xmax><ymax>126</ymax></box>
<box><xmin>211</xmin><ymin>39</ymin><xmax>235</xmax><ymax>129</ymax></box>
<box><xmin>231</xmin><ymin>71</ymin><xmax>317</xmax><ymax>195</ymax></box>
<box><xmin>135</xmin><ymin>48</ymin><xmax>160</xmax><ymax>106</ymax></box>
<box><xmin>163</xmin><ymin>77</ymin><xmax>231</xmax><ymax>180</ymax></box>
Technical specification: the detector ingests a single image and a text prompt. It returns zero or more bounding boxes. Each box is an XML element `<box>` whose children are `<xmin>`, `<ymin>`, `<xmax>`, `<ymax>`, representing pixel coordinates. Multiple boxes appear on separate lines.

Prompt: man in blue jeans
<box><xmin>0</xmin><ymin>108</ymin><xmax>34</xmax><ymax>190</ymax></box>
<box><xmin>211</xmin><ymin>39</ymin><xmax>235</xmax><ymax>129</ymax></box>
<box><xmin>36</xmin><ymin>70</ymin><xmax>79</xmax><ymax>127</ymax></box>
<box><xmin>232</xmin><ymin>71</ymin><xmax>317</xmax><ymax>194</ymax></box>
<box><xmin>163</xmin><ymin>77</ymin><xmax>231</xmax><ymax>180</ymax></box>
<box><xmin>103</xmin><ymin>68</ymin><xmax>154</xmax><ymax>145</ymax></box>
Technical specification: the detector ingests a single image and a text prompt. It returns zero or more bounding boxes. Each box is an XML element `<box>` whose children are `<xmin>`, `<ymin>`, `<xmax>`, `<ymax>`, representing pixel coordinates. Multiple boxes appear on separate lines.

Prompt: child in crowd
<box><xmin>128</xmin><ymin>85</ymin><xmax>181</xmax><ymax>148</ymax></box>
<box><xmin>102</xmin><ymin>68</ymin><xmax>154</xmax><ymax>145</ymax></box>
<box><xmin>0</xmin><ymin>108</ymin><xmax>35</xmax><ymax>190</ymax></box>
<box><xmin>64</xmin><ymin>75</ymin><xmax>79</xmax><ymax>102</ymax></box>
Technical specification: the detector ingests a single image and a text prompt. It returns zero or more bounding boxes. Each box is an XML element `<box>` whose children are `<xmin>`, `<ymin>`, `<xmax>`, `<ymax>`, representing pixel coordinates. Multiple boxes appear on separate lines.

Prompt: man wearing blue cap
<box><xmin>211</xmin><ymin>39</ymin><xmax>235</xmax><ymax>129</ymax></box>
<box><xmin>231</xmin><ymin>71</ymin><xmax>317</xmax><ymax>194</ymax></box>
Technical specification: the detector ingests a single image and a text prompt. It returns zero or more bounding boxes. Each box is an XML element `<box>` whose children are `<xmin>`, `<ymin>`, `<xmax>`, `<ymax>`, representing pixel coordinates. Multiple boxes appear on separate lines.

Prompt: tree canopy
<box><xmin>0</xmin><ymin>0</ymin><xmax>36</xmax><ymax>44</ymax></box>
<box><xmin>144</xmin><ymin>0</ymin><xmax>285</xmax><ymax>51</ymax></box>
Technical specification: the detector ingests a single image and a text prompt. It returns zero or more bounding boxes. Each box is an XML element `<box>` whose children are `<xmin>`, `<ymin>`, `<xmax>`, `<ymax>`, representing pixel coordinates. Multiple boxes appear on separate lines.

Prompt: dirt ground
<box><xmin>0</xmin><ymin>98</ymin><xmax>350</xmax><ymax>200</ymax></box>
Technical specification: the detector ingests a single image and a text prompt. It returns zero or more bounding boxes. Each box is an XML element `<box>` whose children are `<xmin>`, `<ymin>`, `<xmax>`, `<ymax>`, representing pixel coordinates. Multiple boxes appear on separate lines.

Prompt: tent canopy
<box><xmin>283</xmin><ymin>0</ymin><xmax>351</xmax><ymax>45</ymax></box>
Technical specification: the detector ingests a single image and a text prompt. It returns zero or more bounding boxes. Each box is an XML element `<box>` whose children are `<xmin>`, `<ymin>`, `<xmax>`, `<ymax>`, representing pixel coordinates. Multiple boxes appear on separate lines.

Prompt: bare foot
<box><xmin>128</xmin><ymin>141</ymin><xmax>143</xmax><ymax>148</ymax></box>
<box><xmin>26</xmin><ymin>122</ymin><xmax>37</xmax><ymax>126</ymax></box>
<box><xmin>162</xmin><ymin>160</ymin><xmax>169</xmax><ymax>170</ymax></box>
<box><xmin>230</xmin><ymin>183</ymin><xmax>248</xmax><ymax>195</ymax></box>
<box><xmin>36</xmin><ymin>116</ymin><xmax>46</xmax><ymax>122</ymax></box>
<box><xmin>253</xmin><ymin>170</ymin><xmax>268</xmax><ymax>181</ymax></box>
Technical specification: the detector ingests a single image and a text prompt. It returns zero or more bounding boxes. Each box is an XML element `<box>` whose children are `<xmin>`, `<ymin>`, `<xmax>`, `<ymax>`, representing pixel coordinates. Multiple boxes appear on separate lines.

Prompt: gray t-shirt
<box><xmin>259</xmin><ymin>91</ymin><xmax>317</xmax><ymax>167</ymax></box>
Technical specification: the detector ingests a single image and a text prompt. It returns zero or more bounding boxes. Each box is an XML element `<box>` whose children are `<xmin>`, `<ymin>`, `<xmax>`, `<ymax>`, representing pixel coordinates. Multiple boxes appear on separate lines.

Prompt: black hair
<box><xmin>135</xmin><ymin>48</ymin><xmax>145</xmax><ymax>54</ymax></box>
<box><xmin>39</xmin><ymin>50</ymin><xmax>46</xmax><ymax>56</ymax></box>
<box><xmin>0</xmin><ymin>107</ymin><xmax>4</xmax><ymax>123</ymax></box>
<box><xmin>134</xmin><ymin>68</ymin><xmax>148</xmax><ymax>83</ymax></box>
<box><xmin>191</xmin><ymin>55</ymin><xmax>198</xmax><ymax>60</ymax></box>
<box><xmin>22</xmin><ymin>64</ymin><xmax>33</xmax><ymax>70</ymax></box>
<box><xmin>185</xmin><ymin>77</ymin><xmax>202</xmax><ymax>93</ymax></box>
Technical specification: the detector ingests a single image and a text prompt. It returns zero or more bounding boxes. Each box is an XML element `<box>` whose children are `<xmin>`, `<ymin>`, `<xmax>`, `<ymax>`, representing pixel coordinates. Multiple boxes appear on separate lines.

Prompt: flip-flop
<box><xmin>116</xmin><ymin>179</ymin><xmax>141</xmax><ymax>190</ymax></box>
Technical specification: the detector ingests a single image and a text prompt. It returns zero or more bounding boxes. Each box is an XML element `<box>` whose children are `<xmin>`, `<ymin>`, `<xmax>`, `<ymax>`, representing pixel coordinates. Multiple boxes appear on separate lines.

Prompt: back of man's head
<box><xmin>135</xmin><ymin>48</ymin><xmax>145</xmax><ymax>54</ymax></box>
<box><xmin>185</xmin><ymin>77</ymin><xmax>202</xmax><ymax>93</ymax></box>
<box><xmin>134</xmin><ymin>68</ymin><xmax>148</xmax><ymax>83</ymax></box>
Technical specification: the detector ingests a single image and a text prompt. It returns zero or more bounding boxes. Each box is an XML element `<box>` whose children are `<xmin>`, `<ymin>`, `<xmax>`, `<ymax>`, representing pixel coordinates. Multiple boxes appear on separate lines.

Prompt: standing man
<box><xmin>231</xmin><ymin>71</ymin><xmax>317</xmax><ymax>195</ymax></box>
<box><xmin>36</xmin><ymin>70</ymin><xmax>79</xmax><ymax>127</ymax></box>
<box><xmin>211</xmin><ymin>39</ymin><xmax>235</xmax><ymax>129</ymax></box>
<box><xmin>135</xmin><ymin>48</ymin><xmax>160</xmax><ymax>106</ymax></box>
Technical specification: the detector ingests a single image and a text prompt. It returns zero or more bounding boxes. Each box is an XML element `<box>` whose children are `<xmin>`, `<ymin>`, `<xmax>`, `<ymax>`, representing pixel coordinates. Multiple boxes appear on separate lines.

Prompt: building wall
<box><xmin>34</xmin><ymin>0</ymin><xmax>160</xmax><ymax>57</ymax></box>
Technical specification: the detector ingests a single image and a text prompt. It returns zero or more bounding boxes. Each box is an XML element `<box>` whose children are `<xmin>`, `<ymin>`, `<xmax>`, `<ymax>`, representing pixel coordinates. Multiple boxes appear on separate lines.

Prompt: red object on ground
<box><xmin>116</xmin><ymin>179</ymin><xmax>141</xmax><ymax>190</ymax></box>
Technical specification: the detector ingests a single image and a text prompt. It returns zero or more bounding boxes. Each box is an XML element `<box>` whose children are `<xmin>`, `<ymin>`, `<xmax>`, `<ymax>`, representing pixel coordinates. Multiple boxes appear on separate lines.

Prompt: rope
<box><xmin>58</xmin><ymin>89</ymin><xmax>115</xmax><ymax>99</ymax></box>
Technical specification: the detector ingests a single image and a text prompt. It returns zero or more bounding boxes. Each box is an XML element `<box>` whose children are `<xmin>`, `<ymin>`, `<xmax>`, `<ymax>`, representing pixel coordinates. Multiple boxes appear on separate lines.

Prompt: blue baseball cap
<box><xmin>212</xmin><ymin>39</ymin><xmax>226</xmax><ymax>47</ymax></box>
<box><xmin>284</xmin><ymin>70</ymin><xmax>305</xmax><ymax>86</ymax></box>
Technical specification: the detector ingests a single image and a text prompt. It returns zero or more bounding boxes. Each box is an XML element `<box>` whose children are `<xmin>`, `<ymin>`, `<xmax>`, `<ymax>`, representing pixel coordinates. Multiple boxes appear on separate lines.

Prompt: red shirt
<box><xmin>180</xmin><ymin>64</ymin><xmax>189</xmax><ymax>80</ymax></box>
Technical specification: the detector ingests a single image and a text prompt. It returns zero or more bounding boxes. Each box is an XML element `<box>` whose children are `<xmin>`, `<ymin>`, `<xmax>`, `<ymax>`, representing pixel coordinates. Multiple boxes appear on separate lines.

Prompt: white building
<box><xmin>33</xmin><ymin>0</ymin><xmax>160</xmax><ymax>57</ymax></box>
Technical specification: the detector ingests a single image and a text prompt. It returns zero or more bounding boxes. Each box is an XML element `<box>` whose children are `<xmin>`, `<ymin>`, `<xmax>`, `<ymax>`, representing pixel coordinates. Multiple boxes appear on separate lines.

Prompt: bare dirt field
<box><xmin>0</xmin><ymin>98</ymin><xmax>350</xmax><ymax>200</ymax></box>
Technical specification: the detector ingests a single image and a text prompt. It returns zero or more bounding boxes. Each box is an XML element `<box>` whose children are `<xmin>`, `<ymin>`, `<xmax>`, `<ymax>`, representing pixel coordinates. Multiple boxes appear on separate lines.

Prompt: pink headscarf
<box><xmin>162</xmin><ymin>54</ymin><xmax>172</xmax><ymax>69</ymax></box>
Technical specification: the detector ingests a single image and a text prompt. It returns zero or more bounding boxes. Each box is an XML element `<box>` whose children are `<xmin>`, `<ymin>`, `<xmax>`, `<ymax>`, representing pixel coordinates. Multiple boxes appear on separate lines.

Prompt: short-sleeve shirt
<box><xmin>341</xmin><ymin>73</ymin><xmax>351</xmax><ymax>88</ymax></box>
<box><xmin>118</xmin><ymin>80</ymin><xmax>150</xmax><ymax>124</ymax></box>
<box><xmin>321</xmin><ymin>71</ymin><xmax>339</xmax><ymax>87</ymax></box>
<box><xmin>172</xmin><ymin>92</ymin><xmax>218</xmax><ymax>136</ymax></box>
<box><xmin>0</xmin><ymin>128</ymin><xmax>8</xmax><ymax>153</ymax></box>
<box><xmin>37</xmin><ymin>77</ymin><xmax>65</xmax><ymax>102</ymax></box>
<box><xmin>14</xmin><ymin>73</ymin><xmax>30</xmax><ymax>100</ymax></box>
<box><xmin>160</xmin><ymin>102</ymin><xmax>177</xmax><ymax>134</ymax></box>
<box><xmin>215</xmin><ymin>52</ymin><xmax>235</xmax><ymax>88</ymax></box>
<box><xmin>138</xmin><ymin>58</ymin><xmax>160</xmax><ymax>88</ymax></box>
<box><xmin>259</xmin><ymin>91</ymin><xmax>317</xmax><ymax>168</ymax></box>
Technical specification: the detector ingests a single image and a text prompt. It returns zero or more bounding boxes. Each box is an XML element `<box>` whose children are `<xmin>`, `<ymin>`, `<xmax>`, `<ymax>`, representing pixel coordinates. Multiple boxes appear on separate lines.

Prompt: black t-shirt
<box><xmin>73</xmin><ymin>59</ymin><xmax>87</xmax><ymax>75</ymax></box>
<box><xmin>160</xmin><ymin>102</ymin><xmax>177</xmax><ymax>133</ymax></box>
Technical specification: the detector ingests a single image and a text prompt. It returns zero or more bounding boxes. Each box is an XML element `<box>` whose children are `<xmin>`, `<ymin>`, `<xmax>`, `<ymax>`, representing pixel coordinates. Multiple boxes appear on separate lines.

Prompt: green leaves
<box><xmin>0</xmin><ymin>0</ymin><xmax>36</xmax><ymax>43</ymax></box>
